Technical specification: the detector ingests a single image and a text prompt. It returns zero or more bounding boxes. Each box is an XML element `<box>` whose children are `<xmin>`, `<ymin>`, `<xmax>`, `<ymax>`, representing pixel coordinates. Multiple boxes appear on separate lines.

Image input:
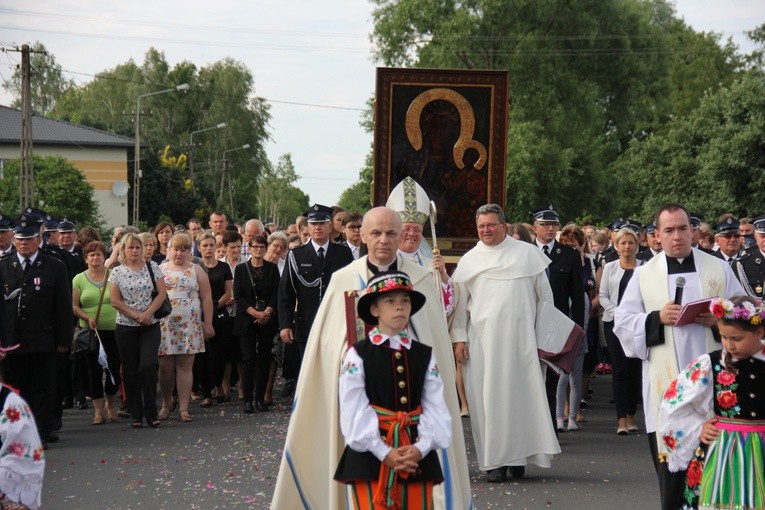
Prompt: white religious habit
<box><xmin>613</xmin><ymin>249</ymin><xmax>744</xmax><ymax>446</ymax></box>
<box><xmin>270</xmin><ymin>254</ymin><xmax>473</xmax><ymax>510</ymax></box>
<box><xmin>450</xmin><ymin>235</ymin><xmax>561</xmax><ymax>471</ymax></box>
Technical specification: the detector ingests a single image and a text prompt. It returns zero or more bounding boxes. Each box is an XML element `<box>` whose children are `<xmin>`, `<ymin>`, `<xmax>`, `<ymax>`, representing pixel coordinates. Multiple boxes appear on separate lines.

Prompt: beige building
<box><xmin>0</xmin><ymin>105</ymin><xmax>134</xmax><ymax>228</ymax></box>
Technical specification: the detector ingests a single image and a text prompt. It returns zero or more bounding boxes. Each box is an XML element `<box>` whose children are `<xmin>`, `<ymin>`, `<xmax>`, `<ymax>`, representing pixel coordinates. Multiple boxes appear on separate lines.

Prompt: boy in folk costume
<box><xmin>334</xmin><ymin>271</ymin><xmax>451</xmax><ymax>509</ymax></box>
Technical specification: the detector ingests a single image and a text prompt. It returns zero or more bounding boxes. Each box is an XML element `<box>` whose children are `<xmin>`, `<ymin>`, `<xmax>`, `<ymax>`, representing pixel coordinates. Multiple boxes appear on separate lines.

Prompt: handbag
<box><xmin>72</xmin><ymin>270</ymin><xmax>109</xmax><ymax>355</ymax></box>
<box><xmin>145</xmin><ymin>261</ymin><xmax>172</xmax><ymax>319</ymax></box>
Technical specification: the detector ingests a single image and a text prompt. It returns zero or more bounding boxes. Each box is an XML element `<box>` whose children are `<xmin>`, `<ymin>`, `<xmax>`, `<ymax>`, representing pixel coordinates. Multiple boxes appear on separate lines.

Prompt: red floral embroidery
<box><xmin>33</xmin><ymin>448</ymin><xmax>43</xmax><ymax>461</ymax></box>
<box><xmin>717</xmin><ymin>370</ymin><xmax>736</xmax><ymax>386</ymax></box>
<box><xmin>687</xmin><ymin>459</ymin><xmax>703</xmax><ymax>487</ymax></box>
<box><xmin>664</xmin><ymin>380</ymin><xmax>679</xmax><ymax>400</ymax></box>
<box><xmin>663</xmin><ymin>435</ymin><xmax>676</xmax><ymax>450</ymax></box>
<box><xmin>717</xmin><ymin>390</ymin><xmax>738</xmax><ymax>409</ymax></box>
<box><xmin>371</xmin><ymin>334</ymin><xmax>384</xmax><ymax>344</ymax></box>
<box><xmin>4</xmin><ymin>407</ymin><xmax>20</xmax><ymax>422</ymax></box>
<box><xmin>8</xmin><ymin>442</ymin><xmax>25</xmax><ymax>457</ymax></box>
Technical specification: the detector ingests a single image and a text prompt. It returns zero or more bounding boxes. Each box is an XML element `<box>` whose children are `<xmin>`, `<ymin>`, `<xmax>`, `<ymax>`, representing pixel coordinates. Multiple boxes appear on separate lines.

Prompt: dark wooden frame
<box><xmin>373</xmin><ymin>67</ymin><xmax>509</xmax><ymax>254</ymax></box>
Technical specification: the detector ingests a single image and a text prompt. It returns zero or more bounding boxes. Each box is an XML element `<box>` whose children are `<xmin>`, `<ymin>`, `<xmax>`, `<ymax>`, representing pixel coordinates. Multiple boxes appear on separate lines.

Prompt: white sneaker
<box><xmin>567</xmin><ymin>421</ymin><xmax>580</xmax><ymax>432</ymax></box>
<box><xmin>556</xmin><ymin>418</ymin><xmax>565</xmax><ymax>431</ymax></box>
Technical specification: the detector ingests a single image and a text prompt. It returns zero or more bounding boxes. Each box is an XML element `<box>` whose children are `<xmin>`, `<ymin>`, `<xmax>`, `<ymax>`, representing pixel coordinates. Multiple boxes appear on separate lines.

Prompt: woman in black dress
<box><xmin>233</xmin><ymin>235</ymin><xmax>280</xmax><ymax>413</ymax></box>
<box><xmin>197</xmin><ymin>232</ymin><xmax>233</xmax><ymax>405</ymax></box>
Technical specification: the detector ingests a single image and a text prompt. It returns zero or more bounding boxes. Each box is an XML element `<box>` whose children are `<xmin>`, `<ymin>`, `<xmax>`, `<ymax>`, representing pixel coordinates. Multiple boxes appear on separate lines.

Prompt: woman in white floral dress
<box><xmin>158</xmin><ymin>233</ymin><xmax>214</xmax><ymax>423</ymax></box>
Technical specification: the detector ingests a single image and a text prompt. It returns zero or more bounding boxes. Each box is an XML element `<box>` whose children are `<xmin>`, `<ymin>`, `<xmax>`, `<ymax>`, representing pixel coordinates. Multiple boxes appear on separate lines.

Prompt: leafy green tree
<box><xmin>3</xmin><ymin>42</ymin><xmax>73</xmax><ymax>115</ymax></box>
<box><xmin>257</xmin><ymin>154</ymin><xmax>309</xmax><ymax>227</ymax></box>
<box><xmin>0</xmin><ymin>155</ymin><xmax>101</xmax><ymax>227</ymax></box>
<box><xmin>338</xmin><ymin>153</ymin><xmax>373</xmax><ymax>213</ymax></box>
<box><xmin>354</xmin><ymin>0</ymin><xmax>746</xmax><ymax>223</ymax></box>
<box><xmin>615</xmin><ymin>71</ymin><xmax>765</xmax><ymax>221</ymax></box>
<box><xmin>52</xmin><ymin>49</ymin><xmax>272</xmax><ymax>226</ymax></box>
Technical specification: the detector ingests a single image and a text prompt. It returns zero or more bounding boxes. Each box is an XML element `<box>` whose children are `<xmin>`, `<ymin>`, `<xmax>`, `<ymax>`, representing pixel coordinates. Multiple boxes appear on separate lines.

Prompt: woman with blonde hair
<box><xmin>598</xmin><ymin>227</ymin><xmax>644</xmax><ymax>434</ymax></box>
<box><xmin>157</xmin><ymin>233</ymin><xmax>215</xmax><ymax>422</ymax></box>
<box><xmin>138</xmin><ymin>233</ymin><xmax>157</xmax><ymax>263</ymax></box>
<box><xmin>108</xmin><ymin>232</ymin><xmax>167</xmax><ymax>428</ymax></box>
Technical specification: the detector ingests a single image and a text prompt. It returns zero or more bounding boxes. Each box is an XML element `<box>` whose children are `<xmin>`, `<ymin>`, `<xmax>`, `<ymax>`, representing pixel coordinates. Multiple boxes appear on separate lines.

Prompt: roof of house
<box><xmin>0</xmin><ymin>105</ymin><xmax>135</xmax><ymax>148</ymax></box>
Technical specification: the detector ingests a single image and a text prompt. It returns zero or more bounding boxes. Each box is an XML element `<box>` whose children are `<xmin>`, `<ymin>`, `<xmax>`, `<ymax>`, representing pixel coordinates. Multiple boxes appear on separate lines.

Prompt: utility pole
<box><xmin>17</xmin><ymin>44</ymin><xmax>38</xmax><ymax>209</ymax></box>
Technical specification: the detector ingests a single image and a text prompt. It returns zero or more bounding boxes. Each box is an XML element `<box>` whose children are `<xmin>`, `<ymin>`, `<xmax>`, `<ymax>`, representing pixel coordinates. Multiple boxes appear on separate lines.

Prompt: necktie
<box><xmin>24</xmin><ymin>258</ymin><xmax>31</xmax><ymax>275</ymax></box>
<box><xmin>317</xmin><ymin>246</ymin><xmax>325</xmax><ymax>265</ymax></box>
<box><xmin>543</xmin><ymin>245</ymin><xmax>550</xmax><ymax>256</ymax></box>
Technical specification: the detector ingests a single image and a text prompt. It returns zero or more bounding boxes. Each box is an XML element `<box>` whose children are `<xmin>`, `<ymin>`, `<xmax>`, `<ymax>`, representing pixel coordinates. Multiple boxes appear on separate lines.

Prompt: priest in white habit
<box><xmin>614</xmin><ymin>203</ymin><xmax>744</xmax><ymax>510</ymax></box>
<box><xmin>270</xmin><ymin>206</ymin><xmax>472</xmax><ymax>510</ymax></box>
<box><xmin>451</xmin><ymin>203</ymin><xmax>561</xmax><ymax>483</ymax></box>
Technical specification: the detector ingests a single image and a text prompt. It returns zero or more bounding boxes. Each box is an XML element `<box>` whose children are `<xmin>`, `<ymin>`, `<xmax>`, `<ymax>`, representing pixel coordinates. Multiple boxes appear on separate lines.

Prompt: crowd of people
<box><xmin>1</xmin><ymin>195</ymin><xmax>764</xmax><ymax>509</ymax></box>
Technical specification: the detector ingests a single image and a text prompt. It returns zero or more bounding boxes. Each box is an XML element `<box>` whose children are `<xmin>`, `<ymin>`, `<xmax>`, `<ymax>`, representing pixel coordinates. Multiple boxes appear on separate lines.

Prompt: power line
<box><xmin>0</xmin><ymin>25</ymin><xmax>371</xmax><ymax>54</ymax></box>
<box><xmin>0</xmin><ymin>7</ymin><xmax>370</xmax><ymax>40</ymax></box>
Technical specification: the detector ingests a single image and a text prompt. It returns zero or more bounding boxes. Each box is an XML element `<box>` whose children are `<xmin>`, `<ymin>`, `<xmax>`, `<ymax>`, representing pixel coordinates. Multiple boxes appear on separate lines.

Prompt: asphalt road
<box><xmin>42</xmin><ymin>373</ymin><xmax>660</xmax><ymax>509</ymax></box>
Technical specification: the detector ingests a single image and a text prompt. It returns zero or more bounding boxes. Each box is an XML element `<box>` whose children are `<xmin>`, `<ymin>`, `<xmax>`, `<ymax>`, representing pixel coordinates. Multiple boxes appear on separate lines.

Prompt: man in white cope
<box><xmin>386</xmin><ymin>176</ymin><xmax>454</xmax><ymax>314</ymax></box>
<box><xmin>451</xmin><ymin>203</ymin><xmax>561</xmax><ymax>484</ymax></box>
<box><xmin>270</xmin><ymin>206</ymin><xmax>472</xmax><ymax>510</ymax></box>
<box><xmin>614</xmin><ymin>203</ymin><xmax>744</xmax><ymax>510</ymax></box>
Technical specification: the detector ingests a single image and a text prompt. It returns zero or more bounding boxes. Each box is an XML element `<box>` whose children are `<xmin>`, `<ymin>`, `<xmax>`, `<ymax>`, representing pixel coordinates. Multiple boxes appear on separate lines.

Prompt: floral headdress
<box><xmin>710</xmin><ymin>297</ymin><xmax>765</xmax><ymax>325</ymax></box>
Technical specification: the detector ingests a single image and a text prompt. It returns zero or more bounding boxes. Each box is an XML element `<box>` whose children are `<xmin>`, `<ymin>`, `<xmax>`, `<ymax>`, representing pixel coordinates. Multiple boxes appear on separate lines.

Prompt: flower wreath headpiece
<box><xmin>710</xmin><ymin>297</ymin><xmax>765</xmax><ymax>325</ymax></box>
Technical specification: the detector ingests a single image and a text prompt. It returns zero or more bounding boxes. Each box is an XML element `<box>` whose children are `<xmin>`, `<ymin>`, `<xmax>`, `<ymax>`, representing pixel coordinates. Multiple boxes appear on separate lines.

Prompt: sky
<box><xmin>0</xmin><ymin>0</ymin><xmax>762</xmax><ymax>208</ymax></box>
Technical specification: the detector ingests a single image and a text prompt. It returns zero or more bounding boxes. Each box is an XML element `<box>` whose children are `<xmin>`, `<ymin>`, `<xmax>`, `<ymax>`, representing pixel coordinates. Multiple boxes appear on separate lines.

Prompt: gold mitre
<box><xmin>386</xmin><ymin>177</ymin><xmax>430</xmax><ymax>226</ymax></box>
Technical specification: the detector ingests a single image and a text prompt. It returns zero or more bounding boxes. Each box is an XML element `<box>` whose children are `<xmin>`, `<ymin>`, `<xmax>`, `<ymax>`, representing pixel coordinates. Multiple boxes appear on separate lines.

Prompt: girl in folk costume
<box><xmin>334</xmin><ymin>271</ymin><xmax>451</xmax><ymax>510</ymax></box>
<box><xmin>659</xmin><ymin>295</ymin><xmax>765</xmax><ymax>509</ymax></box>
<box><xmin>0</xmin><ymin>349</ymin><xmax>45</xmax><ymax>509</ymax></box>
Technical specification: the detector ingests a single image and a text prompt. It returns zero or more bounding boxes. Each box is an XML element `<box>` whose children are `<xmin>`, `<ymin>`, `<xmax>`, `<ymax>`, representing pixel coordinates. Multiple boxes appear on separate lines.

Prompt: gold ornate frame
<box><xmin>373</xmin><ymin>67</ymin><xmax>509</xmax><ymax>254</ymax></box>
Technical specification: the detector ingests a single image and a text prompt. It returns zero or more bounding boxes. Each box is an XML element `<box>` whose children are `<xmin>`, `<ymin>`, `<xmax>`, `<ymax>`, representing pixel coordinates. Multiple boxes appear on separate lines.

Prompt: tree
<box><xmin>353</xmin><ymin>0</ymin><xmax>746</xmax><ymax>223</ymax></box>
<box><xmin>0</xmin><ymin>155</ymin><xmax>102</xmax><ymax>227</ymax></box>
<box><xmin>337</xmin><ymin>153</ymin><xmax>373</xmax><ymax>213</ymax></box>
<box><xmin>257</xmin><ymin>154</ymin><xmax>310</xmax><ymax>226</ymax></box>
<box><xmin>614</xmin><ymin>71</ymin><xmax>765</xmax><ymax>221</ymax></box>
<box><xmin>3</xmin><ymin>42</ymin><xmax>73</xmax><ymax>116</ymax></box>
<box><xmin>52</xmin><ymin>49</ymin><xmax>272</xmax><ymax>226</ymax></box>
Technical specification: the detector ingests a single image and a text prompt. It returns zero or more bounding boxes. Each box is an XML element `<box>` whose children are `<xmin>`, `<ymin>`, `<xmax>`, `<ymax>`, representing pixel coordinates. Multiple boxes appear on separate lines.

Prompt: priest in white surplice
<box><xmin>614</xmin><ymin>204</ymin><xmax>744</xmax><ymax>510</ymax></box>
<box><xmin>450</xmin><ymin>203</ymin><xmax>561</xmax><ymax>483</ymax></box>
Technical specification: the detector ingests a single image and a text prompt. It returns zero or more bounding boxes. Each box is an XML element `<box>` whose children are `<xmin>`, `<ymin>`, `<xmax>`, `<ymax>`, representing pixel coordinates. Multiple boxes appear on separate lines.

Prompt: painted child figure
<box><xmin>334</xmin><ymin>271</ymin><xmax>451</xmax><ymax>510</ymax></box>
<box><xmin>658</xmin><ymin>295</ymin><xmax>765</xmax><ymax>509</ymax></box>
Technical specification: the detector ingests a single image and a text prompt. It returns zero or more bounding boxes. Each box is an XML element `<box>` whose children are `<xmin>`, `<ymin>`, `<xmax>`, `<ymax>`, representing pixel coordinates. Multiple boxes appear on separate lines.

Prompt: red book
<box><xmin>675</xmin><ymin>298</ymin><xmax>714</xmax><ymax>326</ymax></box>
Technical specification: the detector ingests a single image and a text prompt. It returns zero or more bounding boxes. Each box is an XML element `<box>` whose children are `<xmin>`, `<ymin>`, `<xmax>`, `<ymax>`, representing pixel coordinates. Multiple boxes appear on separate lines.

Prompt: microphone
<box><xmin>674</xmin><ymin>276</ymin><xmax>686</xmax><ymax>305</ymax></box>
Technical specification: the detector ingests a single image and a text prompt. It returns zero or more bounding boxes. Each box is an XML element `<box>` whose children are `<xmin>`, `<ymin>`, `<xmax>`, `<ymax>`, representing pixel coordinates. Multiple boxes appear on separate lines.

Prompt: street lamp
<box><xmin>221</xmin><ymin>144</ymin><xmax>251</xmax><ymax>218</ymax></box>
<box><xmin>132</xmin><ymin>82</ymin><xmax>190</xmax><ymax>225</ymax></box>
<box><xmin>189</xmin><ymin>122</ymin><xmax>227</xmax><ymax>178</ymax></box>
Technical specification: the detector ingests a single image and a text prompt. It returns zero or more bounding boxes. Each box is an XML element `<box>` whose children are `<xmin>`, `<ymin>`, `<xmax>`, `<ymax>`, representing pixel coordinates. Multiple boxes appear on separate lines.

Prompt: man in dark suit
<box><xmin>531</xmin><ymin>204</ymin><xmax>585</xmax><ymax>432</ymax></box>
<box><xmin>732</xmin><ymin>213</ymin><xmax>765</xmax><ymax>298</ymax></box>
<box><xmin>713</xmin><ymin>215</ymin><xmax>742</xmax><ymax>263</ymax></box>
<box><xmin>0</xmin><ymin>214</ymin><xmax>14</xmax><ymax>259</ymax></box>
<box><xmin>278</xmin><ymin>204</ymin><xmax>353</xmax><ymax>392</ymax></box>
<box><xmin>0</xmin><ymin>215</ymin><xmax>72</xmax><ymax>448</ymax></box>
<box><xmin>595</xmin><ymin>218</ymin><xmax>623</xmax><ymax>266</ymax></box>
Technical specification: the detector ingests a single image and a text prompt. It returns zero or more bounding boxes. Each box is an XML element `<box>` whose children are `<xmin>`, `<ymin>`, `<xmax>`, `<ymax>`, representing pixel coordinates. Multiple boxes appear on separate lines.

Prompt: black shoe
<box><xmin>508</xmin><ymin>466</ymin><xmax>525</xmax><ymax>479</ymax></box>
<box><xmin>281</xmin><ymin>380</ymin><xmax>296</xmax><ymax>398</ymax></box>
<box><xmin>486</xmin><ymin>467</ymin><xmax>506</xmax><ymax>483</ymax></box>
<box><xmin>256</xmin><ymin>401</ymin><xmax>270</xmax><ymax>412</ymax></box>
<box><xmin>46</xmin><ymin>431</ymin><xmax>60</xmax><ymax>443</ymax></box>
<box><xmin>118</xmin><ymin>410</ymin><xmax>131</xmax><ymax>419</ymax></box>
<box><xmin>243</xmin><ymin>402</ymin><xmax>255</xmax><ymax>414</ymax></box>
<box><xmin>75</xmin><ymin>400</ymin><xmax>88</xmax><ymax>410</ymax></box>
<box><xmin>61</xmin><ymin>397</ymin><xmax>74</xmax><ymax>410</ymax></box>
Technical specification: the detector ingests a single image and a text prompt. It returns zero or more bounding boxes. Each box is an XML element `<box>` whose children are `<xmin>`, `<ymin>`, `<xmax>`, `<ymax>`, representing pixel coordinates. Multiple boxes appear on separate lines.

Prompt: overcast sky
<box><xmin>0</xmin><ymin>1</ymin><xmax>762</xmax><ymax>208</ymax></box>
